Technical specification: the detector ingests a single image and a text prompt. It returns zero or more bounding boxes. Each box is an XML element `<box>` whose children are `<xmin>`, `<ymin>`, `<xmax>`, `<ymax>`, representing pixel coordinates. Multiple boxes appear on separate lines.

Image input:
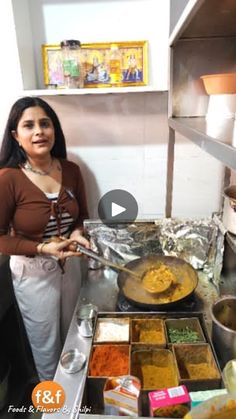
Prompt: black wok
<box><xmin>117</xmin><ymin>255</ymin><xmax>198</xmax><ymax>309</ymax></box>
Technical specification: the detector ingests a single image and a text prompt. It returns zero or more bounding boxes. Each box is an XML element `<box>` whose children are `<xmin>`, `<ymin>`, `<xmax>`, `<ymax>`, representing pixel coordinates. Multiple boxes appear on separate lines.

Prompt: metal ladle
<box><xmin>76</xmin><ymin>245</ymin><xmax>173</xmax><ymax>293</ymax></box>
<box><xmin>76</xmin><ymin>244</ymin><xmax>141</xmax><ymax>279</ymax></box>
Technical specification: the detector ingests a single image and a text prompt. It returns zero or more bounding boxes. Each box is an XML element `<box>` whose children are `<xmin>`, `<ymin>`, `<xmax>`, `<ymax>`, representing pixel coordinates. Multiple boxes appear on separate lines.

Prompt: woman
<box><xmin>0</xmin><ymin>96</ymin><xmax>90</xmax><ymax>381</ymax></box>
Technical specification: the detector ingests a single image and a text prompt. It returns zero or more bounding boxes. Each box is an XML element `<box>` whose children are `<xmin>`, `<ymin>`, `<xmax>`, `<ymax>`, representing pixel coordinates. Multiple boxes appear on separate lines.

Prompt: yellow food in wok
<box><xmin>121</xmin><ymin>257</ymin><xmax>197</xmax><ymax>306</ymax></box>
<box><xmin>142</xmin><ymin>264</ymin><xmax>177</xmax><ymax>294</ymax></box>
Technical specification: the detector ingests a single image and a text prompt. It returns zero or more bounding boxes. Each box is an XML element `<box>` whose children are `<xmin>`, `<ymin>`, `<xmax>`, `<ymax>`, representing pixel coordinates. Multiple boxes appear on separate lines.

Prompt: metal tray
<box><xmin>81</xmin><ymin>311</ymin><xmax>223</xmax><ymax>416</ymax></box>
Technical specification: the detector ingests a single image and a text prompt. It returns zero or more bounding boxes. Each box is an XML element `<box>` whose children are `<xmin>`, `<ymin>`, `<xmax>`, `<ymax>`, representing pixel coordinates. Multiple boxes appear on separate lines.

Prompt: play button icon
<box><xmin>98</xmin><ymin>189</ymin><xmax>138</xmax><ymax>226</ymax></box>
<box><xmin>112</xmin><ymin>202</ymin><xmax>126</xmax><ymax>217</ymax></box>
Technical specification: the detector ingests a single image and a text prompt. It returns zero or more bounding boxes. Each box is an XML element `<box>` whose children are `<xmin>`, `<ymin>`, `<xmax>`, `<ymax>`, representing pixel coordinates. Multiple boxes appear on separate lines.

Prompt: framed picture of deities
<box><xmin>42</xmin><ymin>44</ymin><xmax>63</xmax><ymax>87</ymax></box>
<box><xmin>42</xmin><ymin>41</ymin><xmax>148</xmax><ymax>88</ymax></box>
<box><xmin>82</xmin><ymin>40</ymin><xmax>148</xmax><ymax>87</ymax></box>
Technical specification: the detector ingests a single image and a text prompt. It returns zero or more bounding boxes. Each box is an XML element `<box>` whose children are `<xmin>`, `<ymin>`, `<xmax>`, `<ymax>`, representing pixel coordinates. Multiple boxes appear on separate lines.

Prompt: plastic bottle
<box><xmin>60</xmin><ymin>40</ymin><xmax>84</xmax><ymax>88</ymax></box>
<box><xmin>109</xmin><ymin>44</ymin><xmax>122</xmax><ymax>85</ymax></box>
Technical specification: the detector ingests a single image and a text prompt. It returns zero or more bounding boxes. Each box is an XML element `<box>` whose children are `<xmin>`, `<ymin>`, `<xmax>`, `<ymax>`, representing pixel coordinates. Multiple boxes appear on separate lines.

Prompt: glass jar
<box><xmin>60</xmin><ymin>40</ymin><xmax>84</xmax><ymax>88</ymax></box>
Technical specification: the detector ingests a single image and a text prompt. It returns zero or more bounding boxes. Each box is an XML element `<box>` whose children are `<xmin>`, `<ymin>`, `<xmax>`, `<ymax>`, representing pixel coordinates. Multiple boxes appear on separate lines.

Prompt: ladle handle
<box><xmin>76</xmin><ymin>245</ymin><xmax>140</xmax><ymax>279</ymax></box>
<box><xmin>76</xmin><ymin>245</ymin><xmax>116</xmax><ymax>268</ymax></box>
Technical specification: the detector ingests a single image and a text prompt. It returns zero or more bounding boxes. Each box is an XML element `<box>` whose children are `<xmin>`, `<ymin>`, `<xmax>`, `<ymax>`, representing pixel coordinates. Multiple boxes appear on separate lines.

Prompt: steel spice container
<box><xmin>211</xmin><ymin>295</ymin><xmax>236</xmax><ymax>367</ymax></box>
<box><xmin>76</xmin><ymin>304</ymin><xmax>97</xmax><ymax>337</ymax></box>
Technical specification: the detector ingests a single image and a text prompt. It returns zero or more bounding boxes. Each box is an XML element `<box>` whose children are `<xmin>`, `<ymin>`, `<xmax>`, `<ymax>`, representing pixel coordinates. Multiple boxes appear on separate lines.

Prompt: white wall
<box><xmin>0</xmin><ymin>1</ymin><xmax>23</xmax><ymax>134</ymax></box>
<box><xmin>27</xmin><ymin>0</ymin><xmax>170</xmax><ymax>90</ymax></box>
<box><xmin>43</xmin><ymin>92</ymin><xmax>168</xmax><ymax>219</ymax></box>
<box><xmin>45</xmin><ymin>93</ymin><xmax>224</xmax><ymax>219</ymax></box>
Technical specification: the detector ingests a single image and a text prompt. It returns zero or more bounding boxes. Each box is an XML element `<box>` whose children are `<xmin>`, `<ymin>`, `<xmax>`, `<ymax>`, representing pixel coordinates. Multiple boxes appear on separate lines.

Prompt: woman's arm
<box><xmin>0</xmin><ymin>170</ymin><xmax>40</xmax><ymax>255</ymax></box>
<box><xmin>0</xmin><ymin>234</ymin><xmax>40</xmax><ymax>256</ymax></box>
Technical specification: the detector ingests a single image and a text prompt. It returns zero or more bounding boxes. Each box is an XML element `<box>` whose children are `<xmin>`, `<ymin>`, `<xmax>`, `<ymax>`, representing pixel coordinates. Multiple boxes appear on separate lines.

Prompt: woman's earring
<box><xmin>19</xmin><ymin>142</ymin><xmax>22</xmax><ymax>147</ymax></box>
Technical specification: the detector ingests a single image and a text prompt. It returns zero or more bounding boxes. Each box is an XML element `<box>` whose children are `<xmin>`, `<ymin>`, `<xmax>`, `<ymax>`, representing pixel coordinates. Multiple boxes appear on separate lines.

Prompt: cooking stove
<box><xmin>116</xmin><ymin>292</ymin><xmax>204</xmax><ymax>312</ymax></box>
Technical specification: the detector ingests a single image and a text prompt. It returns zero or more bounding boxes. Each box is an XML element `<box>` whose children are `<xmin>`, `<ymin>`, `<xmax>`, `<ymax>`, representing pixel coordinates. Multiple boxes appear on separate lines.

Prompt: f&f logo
<box><xmin>32</xmin><ymin>381</ymin><xmax>65</xmax><ymax>412</ymax></box>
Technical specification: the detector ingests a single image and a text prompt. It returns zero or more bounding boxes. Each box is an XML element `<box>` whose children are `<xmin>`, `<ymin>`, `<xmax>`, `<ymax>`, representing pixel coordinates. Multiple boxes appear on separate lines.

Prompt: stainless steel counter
<box><xmin>42</xmin><ymin>263</ymin><xmax>223</xmax><ymax>419</ymax></box>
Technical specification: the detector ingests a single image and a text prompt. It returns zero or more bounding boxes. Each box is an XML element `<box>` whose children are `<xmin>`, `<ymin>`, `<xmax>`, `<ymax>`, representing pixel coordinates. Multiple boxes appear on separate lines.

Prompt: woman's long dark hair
<box><xmin>0</xmin><ymin>97</ymin><xmax>67</xmax><ymax>168</ymax></box>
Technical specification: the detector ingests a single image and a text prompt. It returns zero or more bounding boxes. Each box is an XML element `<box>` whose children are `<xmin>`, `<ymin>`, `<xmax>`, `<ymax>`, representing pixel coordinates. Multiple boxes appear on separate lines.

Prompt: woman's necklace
<box><xmin>23</xmin><ymin>158</ymin><xmax>54</xmax><ymax>176</ymax></box>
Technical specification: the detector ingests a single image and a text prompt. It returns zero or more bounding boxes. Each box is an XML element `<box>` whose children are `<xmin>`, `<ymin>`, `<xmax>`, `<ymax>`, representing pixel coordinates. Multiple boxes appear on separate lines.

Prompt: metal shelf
<box><xmin>169</xmin><ymin>0</ymin><xmax>236</xmax><ymax>46</ymax></box>
<box><xmin>167</xmin><ymin>0</ymin><xmax>236</xmax><ymax>217</ymax></box>
<box><xmin>168</xmin><ymin>117</ymin><xmax>236</xmax><ymax>171</ymax></box>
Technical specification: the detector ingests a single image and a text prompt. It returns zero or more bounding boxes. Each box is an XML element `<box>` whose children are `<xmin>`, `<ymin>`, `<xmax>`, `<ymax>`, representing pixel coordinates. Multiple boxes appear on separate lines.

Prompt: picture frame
<box><xmin>82</xmin><ymin>41</ymin><xmax>148</xmax><ymax>87</ymax></box>
<box><xmin>42</xmin><ymin>41</ymin><xmax>148</xmax><ymax>88</ymax></box>
<box><xmin>41</xmin><ymin>44</ymin><xmax>64</xmax><ymax>87</ymax></box>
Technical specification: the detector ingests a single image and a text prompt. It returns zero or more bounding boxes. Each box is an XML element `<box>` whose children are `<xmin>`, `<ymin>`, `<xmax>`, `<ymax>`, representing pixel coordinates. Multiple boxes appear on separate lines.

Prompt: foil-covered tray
<box><xmin>84</xmin><ymin>216</ymin><xmax>224</xmax><ymax>288</ymax></box>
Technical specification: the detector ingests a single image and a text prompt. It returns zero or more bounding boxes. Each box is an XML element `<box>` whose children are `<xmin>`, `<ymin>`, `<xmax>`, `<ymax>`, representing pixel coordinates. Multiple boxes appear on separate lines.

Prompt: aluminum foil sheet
<box><xmin>84</xmin><ymin>216</ymin><xmax>224</xmax><ymax>287</ymax></box>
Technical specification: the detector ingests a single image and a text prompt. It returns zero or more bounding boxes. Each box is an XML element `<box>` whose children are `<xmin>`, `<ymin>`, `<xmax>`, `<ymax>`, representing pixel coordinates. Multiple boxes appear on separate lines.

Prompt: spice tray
<box><xmin>81</xmin><ymin>312</ymin><xmax>223</xmax><ymax>417</ymax></box>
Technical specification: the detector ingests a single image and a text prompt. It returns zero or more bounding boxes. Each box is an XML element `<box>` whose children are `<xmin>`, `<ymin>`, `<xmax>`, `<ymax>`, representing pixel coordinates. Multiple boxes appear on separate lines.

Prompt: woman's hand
<box><xmin>37</xmin><ymin>229</ymin><xmax>90</xmax><ymax>259</ymax></box>
<box><xmin>37</xmin><ymin>238</ymin><xmax>85</xmax><ymax>260</ymax></box>
<box><xmin>69</xmin><ymin>228</ymin><xmax>90</xmax><ymax>254</ymax></box>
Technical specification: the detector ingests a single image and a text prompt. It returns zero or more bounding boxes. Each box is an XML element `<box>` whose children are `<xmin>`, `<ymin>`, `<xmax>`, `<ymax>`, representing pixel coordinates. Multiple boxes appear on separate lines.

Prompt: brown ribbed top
<box><xmin>0</xmin><ymin>159</ymin><xmax>89</xmax><ymax>255</ymax></box>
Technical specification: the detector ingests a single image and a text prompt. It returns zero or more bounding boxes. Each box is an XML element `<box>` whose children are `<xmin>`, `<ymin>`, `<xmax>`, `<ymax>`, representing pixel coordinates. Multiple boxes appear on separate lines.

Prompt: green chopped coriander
<box><xmin>168</xmin><ymin>326</ymin><xmax>200</xmax><ymax>343</ymax></box>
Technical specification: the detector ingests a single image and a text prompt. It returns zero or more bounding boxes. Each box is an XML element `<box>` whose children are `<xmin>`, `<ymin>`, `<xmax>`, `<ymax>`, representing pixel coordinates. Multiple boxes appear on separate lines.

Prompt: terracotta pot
<box><xmin>201</xmin><ymin>73</ymin><xmax>236</xmax><ymax>95</ymax></box>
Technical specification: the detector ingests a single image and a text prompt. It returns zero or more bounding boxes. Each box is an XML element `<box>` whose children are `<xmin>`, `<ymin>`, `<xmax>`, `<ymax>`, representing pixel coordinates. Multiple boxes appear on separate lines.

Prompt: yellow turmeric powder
<box><xmin>133</xmin><ymin>319</ymin><xmax>166</xmax><ymax>344</ymax></box>
<box><xmin>141</xmin><ymin>365</ymin><xmax>177</xmax><ymax>390</ymax></box>
<box><xmin>139</xmin><ymin>329</ymin><xmax>165</xmax><ymax>343</ymax></box>
<box><xmin>186</xmin><ymin>362</ymin><xmax>219</xmax><ymax>379</ymax></box>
